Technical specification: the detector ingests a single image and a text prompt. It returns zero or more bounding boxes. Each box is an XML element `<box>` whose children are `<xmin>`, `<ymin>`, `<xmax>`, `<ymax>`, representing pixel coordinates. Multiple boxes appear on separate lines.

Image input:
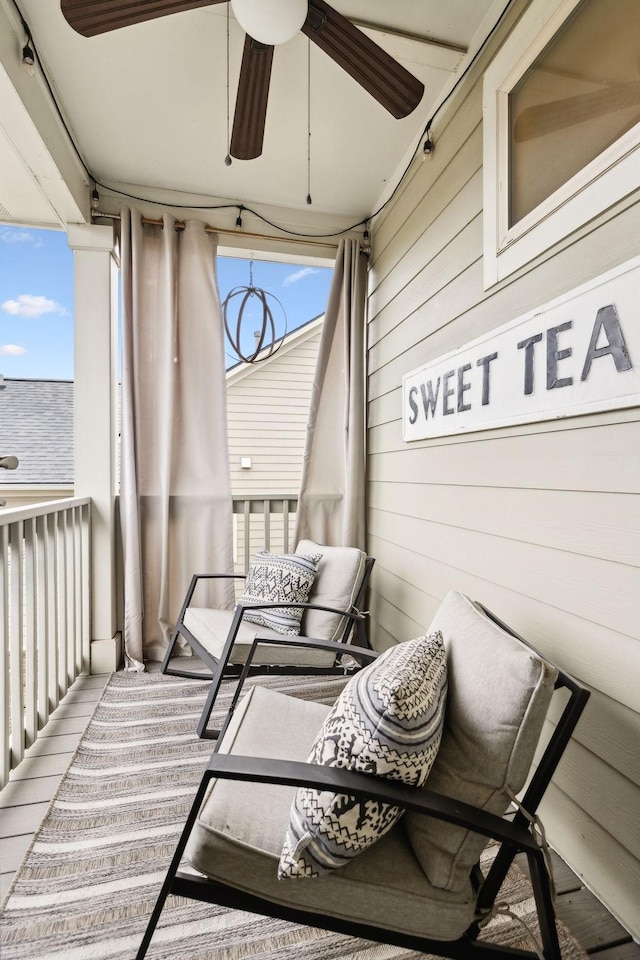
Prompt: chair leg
<box><xmin>195</xmin><ymin>606</ymin><xmax>246</xmax><ymax>738</ymax></box>
<box><xmin>196</xmin><ymin>658</ymin><xmax>227</xmax><ymax>739</ymax></box>
<box><xmin>135</xmin><ymin>773</ymin><xmax>212</xmax><ymax>959</ymax></box>
<box><xmin>527</xmin><ymin>849</ymin><xmax>562</xmax><ymax>960</ymax></box>
<box><xmin>160</xmin><ymin>623</ymin><xmax>182</xmax><ymax>675</ymax></box>
<box><xmin>136</xmin><ymin>879</ymin><xmax>170</xmax><ymax>960</ymax></box>
<box><xmin>161</xmin><ymin>574</ymin><xmax>201</xmax><ymax>675</ymax></box>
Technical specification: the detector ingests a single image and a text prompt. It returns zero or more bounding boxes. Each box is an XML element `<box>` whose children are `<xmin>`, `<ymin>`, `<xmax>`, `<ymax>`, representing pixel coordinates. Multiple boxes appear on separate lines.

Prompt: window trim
<box><xmin>482</xmin><ymin>0</ymin><xmax>640</xmax><ymax>289</ymax></box>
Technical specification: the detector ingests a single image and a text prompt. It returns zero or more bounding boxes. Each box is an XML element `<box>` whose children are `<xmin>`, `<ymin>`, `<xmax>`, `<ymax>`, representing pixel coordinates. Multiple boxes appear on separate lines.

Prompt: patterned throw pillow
<box><xmin>278</xmin><ymin>631</ymin><xmax>448</xmax><ymax>877</ymax></box>
<box><xmin>239</xmin><ymin>549</ymin><xmax>321</xmax><ymax>636</ymax></box>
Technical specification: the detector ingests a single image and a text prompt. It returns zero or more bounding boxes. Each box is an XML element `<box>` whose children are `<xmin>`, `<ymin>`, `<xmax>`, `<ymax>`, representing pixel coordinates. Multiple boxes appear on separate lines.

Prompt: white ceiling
<box><xmin>1</xmin><ymin>0</ymin><xmax>501</xmax><ymax>244</ymax></box>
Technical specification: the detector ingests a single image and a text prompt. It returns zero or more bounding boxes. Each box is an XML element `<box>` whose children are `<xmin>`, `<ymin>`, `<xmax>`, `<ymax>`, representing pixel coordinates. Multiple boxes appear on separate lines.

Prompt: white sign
<box><xmin>403</xmin><ymin>257</ymin><xmax>640</xmax><ymax>441</ymax></box>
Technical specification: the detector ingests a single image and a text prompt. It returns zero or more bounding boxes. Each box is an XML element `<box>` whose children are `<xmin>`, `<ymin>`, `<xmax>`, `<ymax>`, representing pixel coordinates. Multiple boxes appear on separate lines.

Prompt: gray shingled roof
<box><xmin>0</xmin><ymin>377</ymin><xmax>73</xmax><ymax>485</ymax></box>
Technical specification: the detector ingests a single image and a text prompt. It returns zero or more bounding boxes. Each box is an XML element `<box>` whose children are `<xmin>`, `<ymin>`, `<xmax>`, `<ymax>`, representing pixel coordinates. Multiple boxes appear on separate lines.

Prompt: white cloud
<box><xmin>283</xmin><ymin>267</ymin><xmax>318</xmax><ymax>287</ymax></box>
<box><xmin>0</xmin><ymin>344</ymin><xmax>27</xmax><ymax>356</ymax></box>
<box><xmin>0</xmin><ymin>227</ymin><xmax>43</xmax><ymax>247</ymax></box>
<box><xmin>1</xmin><ymin>294</ymin><xmax>67</xmax><ymax>318</ymax></box>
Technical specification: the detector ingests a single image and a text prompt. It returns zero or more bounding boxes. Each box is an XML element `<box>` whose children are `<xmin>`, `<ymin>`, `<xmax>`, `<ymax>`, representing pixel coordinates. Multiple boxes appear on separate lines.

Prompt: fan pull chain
<box><xmin>224</xmin><ymin>2</ymin><xmax>232</xmax><ymax>166</ymax></box>
<box><xmin>306</xmin><ymin>36</ymin><xmax>312</xmax><ymax>205</ymax></box>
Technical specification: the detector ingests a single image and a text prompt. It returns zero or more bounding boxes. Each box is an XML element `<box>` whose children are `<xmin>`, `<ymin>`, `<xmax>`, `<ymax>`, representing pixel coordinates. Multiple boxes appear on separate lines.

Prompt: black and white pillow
<box><xmin>279</xmin><ymin>631</ymin><xmax>448</xmax><ymax>877</ymax></box>
<box><xmin>239</xmin><ymin>549</ymin><xmax>321</xmax><ymax>636</ymax></box>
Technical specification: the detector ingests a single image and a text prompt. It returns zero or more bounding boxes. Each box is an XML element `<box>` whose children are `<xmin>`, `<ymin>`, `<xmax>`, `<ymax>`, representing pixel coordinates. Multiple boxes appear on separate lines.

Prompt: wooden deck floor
<box><xmin>1</xmin><ymin>668</ymin><xmax>638</xmax><ymax>956</ymax></box>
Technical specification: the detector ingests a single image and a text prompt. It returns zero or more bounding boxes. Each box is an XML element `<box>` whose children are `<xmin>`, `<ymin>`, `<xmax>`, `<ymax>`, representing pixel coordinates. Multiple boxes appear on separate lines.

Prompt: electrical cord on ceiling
<box><xmin>224</xmin><ymin>1</ymin><xmax>232</xmax><ymax>167</ymax></box>
<box><xmin>12</xmin><ymin>2</ymin><xmax>92</xmax><ymax>182</ymax></box>
<box><xmin>306</xmin><ymin>35</ymin><xmax>312</xmax><ymax>206</ymax></box>
<box><xmin>366</xmin><ymin>0</ymin><xmax>515</xmax><ymax>226</ymax></box>
<box><xmin>12</xmin><ymin>0</ymin><xmax>514</xmax><ymax>242</ymax></box>
<box><xmin>90</xmin><ymin>177</ymin><xmax>241</xmax><ymax>215</ymax></box>
<box><xmin>89</xmin><ymin>175</ymin><xmax>367</xmax><ymax>238</ymax></box>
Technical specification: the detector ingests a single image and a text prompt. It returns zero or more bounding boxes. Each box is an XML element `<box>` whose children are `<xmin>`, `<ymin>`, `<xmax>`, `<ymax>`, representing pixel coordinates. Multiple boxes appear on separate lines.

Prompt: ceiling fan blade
<box><xmin>514</xmin><ymin>81</ymin><xmax>640</xmax><ymax>142</ymax></box>
<box><xmin>60</xmin><ymin>0</ymin><xmax>225</xmax><ymax>38</ymax></box>
<box><xmin>302</xmin><ymin>0</ymin><xmax>424</xmax><ymax>119</ymax></box>
<box><xmin>230</xmin><ymin>34</ymin><xmax>274</xmax><ymax>160</ymax></box>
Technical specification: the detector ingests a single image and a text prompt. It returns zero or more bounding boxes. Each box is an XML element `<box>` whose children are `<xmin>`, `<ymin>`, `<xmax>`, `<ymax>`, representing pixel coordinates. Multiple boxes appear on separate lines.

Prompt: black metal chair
<box><xmin>139</xmin><ymin>591</ymin><xmax>589</xmax><ymax>960</ymax></box>
<box><xmin>162</xmin><ymin>540</ymin><xmax>375</xmax><ymax>738</ymax></box>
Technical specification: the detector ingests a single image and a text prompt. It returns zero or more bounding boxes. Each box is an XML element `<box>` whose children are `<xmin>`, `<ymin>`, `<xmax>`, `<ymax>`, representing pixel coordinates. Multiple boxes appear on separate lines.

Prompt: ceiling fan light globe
<box><xmin>230</xmin><ymin>0</ymin><xmax>307</xmax><ymax>45</ymax></box>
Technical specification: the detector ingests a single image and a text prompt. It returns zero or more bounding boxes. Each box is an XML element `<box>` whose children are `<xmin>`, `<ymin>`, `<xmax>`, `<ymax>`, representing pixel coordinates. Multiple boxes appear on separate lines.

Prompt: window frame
<box><xmin>482</xmin><ymin>0</ymin><xmax>640</xmax><ymax>289</ymax></box>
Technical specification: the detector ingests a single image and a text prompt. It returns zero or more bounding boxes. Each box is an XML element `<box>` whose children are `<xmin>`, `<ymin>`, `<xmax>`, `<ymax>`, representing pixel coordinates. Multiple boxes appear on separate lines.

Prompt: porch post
<box><xmin>67</xmin><ymin>223</ymin><xmax>121</xmax><ymax>673</ymax></box>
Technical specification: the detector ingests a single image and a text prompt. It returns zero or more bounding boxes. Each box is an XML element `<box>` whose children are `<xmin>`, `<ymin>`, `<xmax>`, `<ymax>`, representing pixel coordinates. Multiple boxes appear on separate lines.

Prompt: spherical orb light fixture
<box><xmin>230</xmin><ymin>0</ymin><xmax>308</xmax><ymax>45</ymax></box>
<box><xmin>222</xmin><ymin>269</ymin><xmax>288</xmax><ymax>365</ymax></box>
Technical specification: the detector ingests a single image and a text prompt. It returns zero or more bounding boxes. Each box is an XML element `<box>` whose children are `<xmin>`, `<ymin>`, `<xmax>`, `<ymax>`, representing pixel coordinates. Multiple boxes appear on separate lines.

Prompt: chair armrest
<box><xmin>233</xmin><ymin>603</ymin><xmax>368</xmax><ymax>654</ymax></box>
<box><xmin>248</xmin><ymin>633</ymin><xmax>378</xmax><ymax>661</ymax></box>
<box><xmin>237</xmin><ymin>600</ymin><xmax>367</xmax><ymax>620</ymax></box>
<box><xmin>215</xmin><ymin>632</ymin><xmax>378</xmax><ymax>745</ymax></box>
<box><xmin>236</xmin><ymin>601</ymin><xmax>370</xmax><ymax>653</ymax></box>
<box><xmin>182</xmin><ymin>572</ymin><xmax>247</xmax><ymax>611</ymax></box>
<box><xmin>192</xmin><ymin>573</ymin><xmax>247</xmax><ymax>580</ymax></box>
<box><xmin>203</xmin><ymin>754</ymin><xmax>538</xmax><ymax>853</ymax></box>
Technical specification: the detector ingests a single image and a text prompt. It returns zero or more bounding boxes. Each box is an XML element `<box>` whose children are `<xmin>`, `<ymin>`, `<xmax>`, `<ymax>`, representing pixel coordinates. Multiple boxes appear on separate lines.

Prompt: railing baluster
<box><xmin>243</xmin><ymin>500</ymin><xmax>251</xmax><ymax>574</ymax></box>
<box><xmin>0</xmin><ymin>526</ymin><xmax>10</xmax><ymax>787</ymax></box>
<box><xmin>82</xmin><ymin>502</ymin><xmax>91</xmax><ymax>673</ymax></box>
<box><xmin>24</xmin><ymin>518</ymin><xmax>37</xmax><ymax>748</ymax></box>
<box><xmin>263</xmin><ymin>500</ymin><xmax>271</xmax><ymax>552</ymax></box>
<box><xmin>65</xmin><ymin>508</ymin><xmax>76</xmax><ymax>685</ymax></box>
<box><xmin>57</xmin><ymin>511</ymin><xmax>68</xmax><ymax>697</ymax></box>
<box><xmin>73</xmin><ymin>507</ymin><xmax>80</xmax><ymax>676</ymax></box>
<box><xmin>0</xmin><ymin>498</ymin><xmax>92</xmax><ymax>790</ymax></box>
<box><xmin>231</xmin><ymin>496</ymin><xmax>298</xmax><ymax>573</ymax></box>
<box><xmin>36</xmin><ymin>515</ymin><xmax>49</xmax><ymax>729</ymax></box>
<box><xmin>46</xmin><ymin>512</ymin><xmax>58</xmax><ymax>710</ymax></box>
<box><xmin>81</xmin><ymin>503</ymin><xmax>91</xmax><ymax>674</ymax></box>
<box><xmin>283</xmin><ymin>499</ymin><xmax>291</xmax><ymax>553</ymax></box>
<box><xmin>9</xmin><ymin>521</ymin><xmax>25</xmax><ymax>770</ymax></box>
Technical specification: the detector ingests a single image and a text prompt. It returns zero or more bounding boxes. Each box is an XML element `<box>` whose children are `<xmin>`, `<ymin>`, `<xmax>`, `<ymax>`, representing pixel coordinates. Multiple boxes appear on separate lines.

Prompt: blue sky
<box><xmin>0</xmin><ymin>225</ymin><xmax>333</xmax><ymax>378</ymax></box>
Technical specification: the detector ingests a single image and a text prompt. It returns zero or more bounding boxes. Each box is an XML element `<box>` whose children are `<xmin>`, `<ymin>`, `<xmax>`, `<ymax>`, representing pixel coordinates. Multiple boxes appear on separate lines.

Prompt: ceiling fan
<box><xmin>60</xmin><ymin>0</ymin><xmax>425</xmax><ymax>160</ymax></box>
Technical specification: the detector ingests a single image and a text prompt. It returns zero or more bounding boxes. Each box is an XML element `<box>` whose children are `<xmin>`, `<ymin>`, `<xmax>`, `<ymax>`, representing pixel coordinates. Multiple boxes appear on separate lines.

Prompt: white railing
<box><xmin>0</xmin><ymin>494</ymin><xmax>292</xmax><ymax>786</ymax></box>
<box><xmin>0</xmin><ymin>498</ymin><xmax>91</xmax><ymax>789</ymax></box>
<box><xmin>232</xmin><ymin>495</ymin><xmax>298</xmax><ymax>576</ymax></box>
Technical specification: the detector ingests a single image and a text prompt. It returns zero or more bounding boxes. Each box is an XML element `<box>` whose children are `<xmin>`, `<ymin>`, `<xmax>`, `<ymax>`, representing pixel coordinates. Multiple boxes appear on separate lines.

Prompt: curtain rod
<box><xmin>93</xmin><ymin>211</ymin><xmax>339</xmax><ymax>250</ymax></box>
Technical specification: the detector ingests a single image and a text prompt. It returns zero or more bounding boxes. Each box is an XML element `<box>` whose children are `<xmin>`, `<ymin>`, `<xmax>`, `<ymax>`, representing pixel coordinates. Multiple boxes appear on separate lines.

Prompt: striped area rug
<box><xmin>0</xmin><ymin>671</ymin><xmax>587</xmax><ymax>960</ymax></box>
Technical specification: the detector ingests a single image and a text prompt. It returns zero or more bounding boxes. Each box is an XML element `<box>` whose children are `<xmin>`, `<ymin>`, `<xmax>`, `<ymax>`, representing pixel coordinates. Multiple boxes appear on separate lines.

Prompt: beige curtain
<box><xmin>294</xmin><ymin>238</ymin><xmax>367</xmax><ymax>550</ymax></box>
<box><xmin>119</xmin><ymin>209</ymin><xmax>235</xmax><ymax>669</ymax></box>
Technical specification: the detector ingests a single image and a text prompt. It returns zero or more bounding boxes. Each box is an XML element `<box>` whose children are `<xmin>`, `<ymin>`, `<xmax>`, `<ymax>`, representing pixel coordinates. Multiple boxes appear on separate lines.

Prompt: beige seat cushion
<box><xmin>295</xmin><ymin>540</ymin><xmax>367</xmax><ymax>642</ymax></box>
<box><xmin>404</xmin><ymin>591</ymin><xmax>558</xmax><ymax>893</ymax></box>
<box><xmin>185</xmin><ymin>685</ymin><xmax>477</xmax><ymax>943</ymax></box>
<box><xmin>183</xmin><ymin>608</ymin><xmax>337</xmax><ymax>668</ymax></box>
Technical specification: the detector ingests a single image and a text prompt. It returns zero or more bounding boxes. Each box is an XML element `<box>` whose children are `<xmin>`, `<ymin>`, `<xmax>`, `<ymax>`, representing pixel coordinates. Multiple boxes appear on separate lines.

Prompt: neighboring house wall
<box><xmin>365</xmin><ymin>0</ymin><xmax>639</xmax><ymax>938</ymax></box>
<box><xmin>0</xmin><ymin>378</ymin><xmax>73</xmax><ymax>507</ymax></box>
<box><xmin>0</xmin><ymin>314</ymin><xmax>320</xmax><ymax>527</ymax></box>
<box><xmin>226</xmin><ymin>317</ymin><xmax>321</xmax><ymax>569</ymax></box>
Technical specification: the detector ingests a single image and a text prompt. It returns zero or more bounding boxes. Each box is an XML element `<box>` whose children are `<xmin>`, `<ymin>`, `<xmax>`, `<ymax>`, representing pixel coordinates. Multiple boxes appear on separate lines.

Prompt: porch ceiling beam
<box><xmin>0</xmin><ymin>0</ymin><xmax>89</xmax><ymax>226</ymax></box>
<box><xmin>350</xmin><ymin>18</ymin><xmax>468</xmax><ymax>56</ymax></box>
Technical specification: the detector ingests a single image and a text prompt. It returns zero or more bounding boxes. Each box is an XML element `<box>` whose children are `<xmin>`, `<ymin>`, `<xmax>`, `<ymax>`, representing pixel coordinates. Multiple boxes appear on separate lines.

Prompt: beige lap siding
<box><xmin>364</xmin><ymin>1</ymin><xmax>640</xmax><ymax>937</ymax></box>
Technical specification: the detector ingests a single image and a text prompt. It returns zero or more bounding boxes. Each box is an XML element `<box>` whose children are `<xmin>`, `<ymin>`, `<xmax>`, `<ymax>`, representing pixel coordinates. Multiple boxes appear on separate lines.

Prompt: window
<box><xmin>483</xmin><ymin>0</ymin><xmax>640</xmax><ymax>287</ymax></box>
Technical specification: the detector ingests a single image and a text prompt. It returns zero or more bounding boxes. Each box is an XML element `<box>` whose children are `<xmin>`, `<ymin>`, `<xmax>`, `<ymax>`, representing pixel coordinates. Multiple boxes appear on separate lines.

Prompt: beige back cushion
<box><xmin>405</xmin><ymin>591</ymin><xmax>558</xmax><ymax>892</ymax></box>
<box><xmin>295</xmin><ymin>540</ymin><xmax>367</xmax><ymax>642</ymax></box>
